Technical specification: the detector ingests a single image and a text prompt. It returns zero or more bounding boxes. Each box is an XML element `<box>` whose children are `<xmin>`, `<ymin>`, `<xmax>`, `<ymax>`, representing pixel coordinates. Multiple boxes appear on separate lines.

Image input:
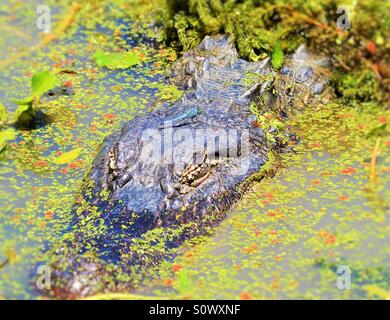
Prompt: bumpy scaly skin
<box><xmin>49</xmin><ymin>35</ymin><xmax>331</xmax><ymax>298</ymax></box>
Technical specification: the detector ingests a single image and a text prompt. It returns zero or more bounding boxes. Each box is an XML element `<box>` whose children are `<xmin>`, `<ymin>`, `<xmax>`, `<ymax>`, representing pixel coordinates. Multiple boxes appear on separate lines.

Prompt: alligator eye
<box><xmin>48</xmin><ymin>91</ymin><xmax>55</xmax><ymax>96</ymax></box>
<box><xmin>116</xmin><ymin>172</ymin><xmax>132</xmax><ymax>188</ymax></box>
<box><xmin>180</xmin><ymin>164</ymin><xmax>211</xmax><ymax>188</ymax></box>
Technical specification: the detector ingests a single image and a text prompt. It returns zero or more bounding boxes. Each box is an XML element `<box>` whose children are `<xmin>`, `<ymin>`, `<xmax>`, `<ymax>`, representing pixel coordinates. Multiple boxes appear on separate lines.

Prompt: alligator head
<box><xmin>48</xmin><ymin>35</ymin><xmax>332</xmax><ymax>298</ymax></box>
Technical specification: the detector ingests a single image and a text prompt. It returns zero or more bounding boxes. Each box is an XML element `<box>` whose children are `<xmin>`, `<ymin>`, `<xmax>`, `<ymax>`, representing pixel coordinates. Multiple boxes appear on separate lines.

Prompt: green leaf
<box><xmin>31</xmin><ymin>70</ymin><xmax>58</xmax><ymax>97</ymax></box>
<box><xmin>0</xmin><ymin>128</ymin><xmax>17</xmax><ymax>153</ymax></box>
<box><xmin>13</xmin><ymin>97</ymin><xmax>34</xmax><ymax>106</ymax></box>
<box><xmin>93</xmin><ymin>51</ymin><xmax>141</xmax><ymax>69</ymax></box>
<box><xmin>271</xmin><ymin>41</ymin><xmax>284</xmax><ymax>70</ymax></box>
<box><xmin>366</xmin><ymin>123</ymin><xmax>387</xmax><ymax>139</ymax></box>
<box><xmin>52</xmin><ymin>148</ymin><xmax>81</xmax><ymax>165</ymax></box>
<box><xmin>0</xmin><ymin>102</ymin><xmax>8</xmax><ymax>126</ymax></box>
<box><xmin>14</xmin><ymin>104</ymin><xmax>34</xmax><ymax>124</ymax></box>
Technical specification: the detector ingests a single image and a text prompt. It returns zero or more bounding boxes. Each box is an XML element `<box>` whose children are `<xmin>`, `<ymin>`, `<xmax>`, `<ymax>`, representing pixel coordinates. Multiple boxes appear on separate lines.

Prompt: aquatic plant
<box><xmin>13</xmin><ymin>70</ymin><xmax>58</xmax><ymax>125</ymax></box>
<box><xmin>132</xmin><ymin>0</ymin><xmax>389</xmax><ymax>105</ymax></box>
<box><xmin>0</xmin><ymin>0</ymin><xmax>389</xmax><ymax>300</ymax></box>
<box><xmin>0</xmin><ymin>102</ymin><xmax>7</xmax><ymax>127</ymax></box>
<box><xmin>93</xmin><ymin>50</ymin><xmax>142</xmax><ymax>69</ymax></box>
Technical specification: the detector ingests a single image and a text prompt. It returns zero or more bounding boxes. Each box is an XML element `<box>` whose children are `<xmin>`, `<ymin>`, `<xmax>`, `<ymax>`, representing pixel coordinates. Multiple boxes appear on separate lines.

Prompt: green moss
<box><xmin>334</xmin><ymin>69</ymin><xmax>382</xmax><ymax>102</ymax></box>
<box><xmin>132</xmin><ymin>0</ymin><xmax>389</xmax><ymax>106</ymax></box>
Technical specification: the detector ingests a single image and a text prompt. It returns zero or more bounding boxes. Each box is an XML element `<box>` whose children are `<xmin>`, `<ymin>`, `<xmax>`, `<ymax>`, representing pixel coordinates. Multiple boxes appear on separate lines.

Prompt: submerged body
<box><xmin>49</xmin><ymin>36</ymin><xmax>331</xmax><ymax>298</ymax></box>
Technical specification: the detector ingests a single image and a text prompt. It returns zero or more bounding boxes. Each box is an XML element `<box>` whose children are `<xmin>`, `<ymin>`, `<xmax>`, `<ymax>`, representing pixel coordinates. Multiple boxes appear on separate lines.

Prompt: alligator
<box><xmin>47</xmin><ymin>35</ymin><xmax>332</xmax><ymax>298</ymax></box>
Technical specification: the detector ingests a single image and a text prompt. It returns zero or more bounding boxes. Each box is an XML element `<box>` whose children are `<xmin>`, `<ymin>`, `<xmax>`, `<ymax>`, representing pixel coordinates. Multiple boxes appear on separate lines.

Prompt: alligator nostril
<box><xmin>280</xmin><ymin>66</ymin><xmax>290</xmax><ymax>75</ymax></box>
<box><xmin>116</xmin><ymin>172</ymin><xmax>132</xmax><ymax>188</ymax></box>
<box><xmin>312</xmin><ymin>82</ymin><xmax>325</xmax><ymax>94</ymax></box>
<box><xmin>295</xmin><ymin>66</ymin><xmax>313</xmax><ymax>83</ymax></box>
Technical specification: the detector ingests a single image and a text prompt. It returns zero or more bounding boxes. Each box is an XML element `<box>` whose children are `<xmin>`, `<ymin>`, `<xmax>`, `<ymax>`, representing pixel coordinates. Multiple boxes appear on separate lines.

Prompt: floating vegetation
<box><xmin>12</xmin><ymin>70</ymin><xmax>58</xmax><ymax>125</ymax></box>
<box><xmin>51</xmin><ymin>148</ymin><xmax>81</xmax><ymax>165</ymax></box>
<box><xmin>0</xmin><ymin>128</ymin><xmax>17</xmax><ymax>153</ymax></box>
<box><xmin>133</xmin><ymin>0</ymin><xmax>389</xmax><ymax>105</ymax></box>
<box><xmin>0</xmin><ymin>102</ymin><xmax>8</xmax><ymax>127</ymax></box>
<box><xmin>0</xmin><ymin>0</ymin><xmax>389</xmax><ymax>300</ymax></box>
<box><xmin>271</xmin><ymin>41</ymin><xmax>284</xmax><ymax>70</ymax></box>
<box><xmin>93</xmin><ymin>51</ymin><xmax>143</xmax><ymax>69</ymax></box>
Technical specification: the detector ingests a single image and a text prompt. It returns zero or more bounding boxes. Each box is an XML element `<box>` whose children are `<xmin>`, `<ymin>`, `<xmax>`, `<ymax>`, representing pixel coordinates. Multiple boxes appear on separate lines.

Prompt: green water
<box><xmin>0</xmin><ymin>0</ymin><xmax>389</xmax><ymax>300</ymax></box>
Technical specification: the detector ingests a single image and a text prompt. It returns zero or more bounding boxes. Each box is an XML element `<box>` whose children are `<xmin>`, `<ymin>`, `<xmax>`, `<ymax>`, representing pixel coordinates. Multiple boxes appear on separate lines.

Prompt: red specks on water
<box><xmin>137</xmin><ymin>52</ymin><xmax>146</xmax><ymax>60</ymax></box>
<box><xmin>45</xmin><ymin>211</ymin><xmax>54</xmax><ymax>219</ymax></box>
<box><xmin>378</xmin><ymin>115</ymin><xmax>387</xmax><ymax>124</ymax></box>
<box><xmin>325</xmin><ymin>237</ymin><xmax>336</xmax><ymax>245</ymax></box>
<box><xmin>271</xmin><ymin>278</ymin><xmax>280</xmax><ymax>290</ymax></box>
<box><xmin>266</xmin><ymin>208</ymin><xmax>286</xmax><ymax>220</ymax></box>
<box><xmin>64</xmin><ymin>58</ymin><xmax>74</xmax><ymax>66</ymax></box>
<box><xmin>260</xmin><ymin>193</ymin><xmax>274</xmax><ymax>204</ymax></box>
<box><xmin>310</xmin><ymin>179</ymin><xmax>321</xmax><ymax>186</ymax></box>
<box><xmin>338</xmin><ymin>195</ymin><xmax>349</xmax><ymax>201</ymax></box>
<box><xmin>385</xmin><ymin>141</ymin><xmax>390</xmax><ymax>147</ymax></box>
<box><xmin>260</xmin><ymin>193</ymin><xmax>274</xmax><ymax>200</ymax></box>
<box><xmin>75</xmin><ymin>105</ymin><xmax>90</xmax><ymax>109</ymax></box>
<box><xmin>239</xmin><ymin>292</ymin><xmax>252</xmax><ymax>300</ymax></box>
<box><xmin>357</xmin><ymin>123</ymin><xmax>366</xmax><ymax>131</ymax></box>
<box><xmin>254</xmin><ymin>230</ymin><xmax>263</xmax><ymax>237</ymax></box>
<box><xmin>164</xmin><ymin>278</ymin><xmax>174</xmax><ymax>286</ymax></box>
<box><xmin>260</xmin><ymin>193</ymin><xmax>274</xmax><ymax>205</ymax></box>
<box><xmin>63</xmin><ymin>81</ymin><xmax>73</xmax><ymax>87</ymax></box>
<box><xmin>68</xmin><ymin>160</ymin><xmax>83</xmax><ymax>169</ymax></box>
<box><xmin>242</xmin><ymin>243</ymin><xmax>258</xmax><ymax>254</ymax></box>
<box><xmin>90</xmin><ymin>123</ymin><xmax>97</xmax><ymax>132</ymax></box>
<box><xmin>35</xmin><ymin>160</ymin><xmax>48</xmax><ymax>168</ymax></box>
<box><xmin>309</xmin><ymin>142</ymin><xmax>321</xmax><ymax>149</ymax></box>
<box><xmin>367</xmin><ymin>41</ymin><xmax>377</xmax><ymax>54</ymax></box>
<box><xmin>318</xmin><ymin>230</ymin><xmax>337</xmax><ymax>245</ymax></box>
<box><xmin>184</xmin><ymin>252</ymin><xmax>193</xmax><ymax>259</ymax></box>
<box><xmin>340</xmin><ymin>167</ymin><xmax>357</xmax><ymax>175</ymax></box>
<box><xmin>103</xmin><ymin>113</ymin><xmax>116</xmax><ymax>119</ymax></box>
<box><xmin>172</xmin><ymin>264</ymin><xmax>183</xmax><ymax>273</ymax></box>
<box><xmin>103</xmin><ymin>114</ymin><xmax>116</xmax><ymax>123</ymax></box>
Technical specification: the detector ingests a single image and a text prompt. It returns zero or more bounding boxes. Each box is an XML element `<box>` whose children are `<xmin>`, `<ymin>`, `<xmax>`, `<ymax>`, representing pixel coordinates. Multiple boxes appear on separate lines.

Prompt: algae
<box><xmin>0</xmin><ymin>0</ymin><xmax>389</xmax><ymax>300</ymax></box>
